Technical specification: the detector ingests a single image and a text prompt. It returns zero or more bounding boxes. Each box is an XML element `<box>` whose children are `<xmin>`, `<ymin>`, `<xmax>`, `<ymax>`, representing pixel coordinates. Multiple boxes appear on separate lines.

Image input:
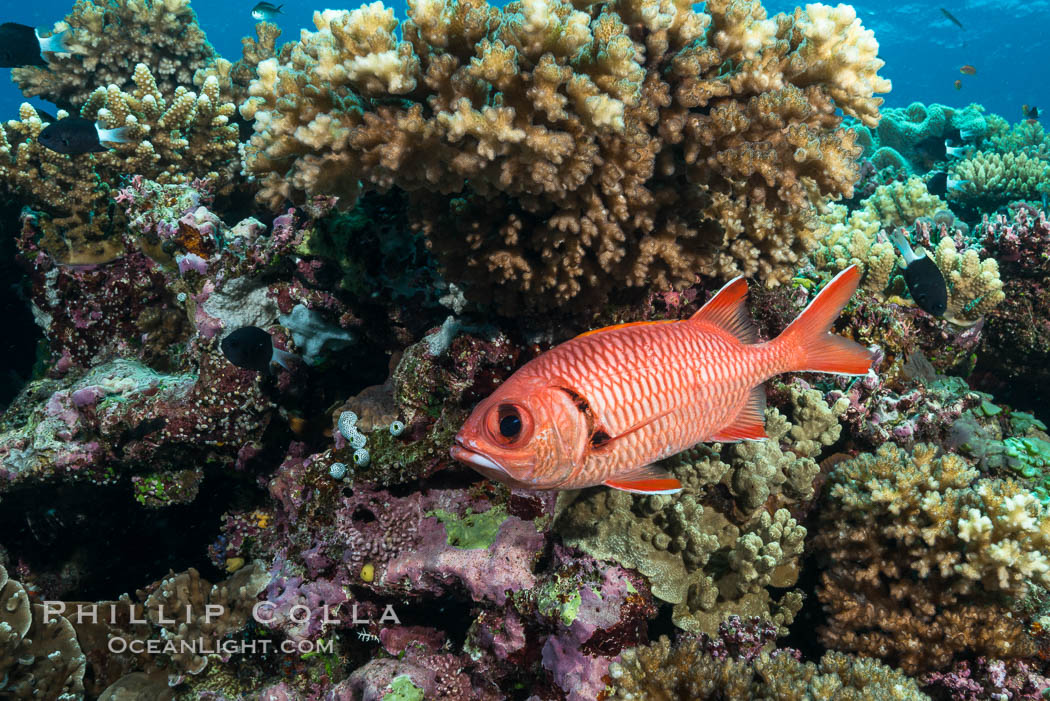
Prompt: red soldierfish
<box><xmin>451</xmin><ymin>266</ymin><xmax>873</xmax><ymax>494</ymax></box>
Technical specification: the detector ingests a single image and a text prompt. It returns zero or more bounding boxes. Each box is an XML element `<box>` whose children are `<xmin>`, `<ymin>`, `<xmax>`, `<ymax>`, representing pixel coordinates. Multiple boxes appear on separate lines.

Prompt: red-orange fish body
<box><xmin>452</xmin><ymin>267</ymin><xmax>872</xmax><ymax>494</ymax></box>
<box><xmin>960</xmin><ymin>64</ymin><xmax>976</xmax><ymax>75</ymax></box>
<box><xmin>954</xmin><ymin>79</ymin><xmax>962</xmax><ymax>90</ymax></box>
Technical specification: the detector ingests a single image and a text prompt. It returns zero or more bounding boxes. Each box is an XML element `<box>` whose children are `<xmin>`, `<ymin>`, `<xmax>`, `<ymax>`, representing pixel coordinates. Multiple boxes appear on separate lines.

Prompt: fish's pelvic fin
<box><xmin>36</xmin><ymin>28</ymin><xmax>71</xmax><ymax>54</ymax></box>
<box><xmin>95</xmin><ymin>123</ymin><xmax>132</xmax><ymax>145</ymax></box>
<box><xmin>689</xmin><ymin>277</ymin><xmax>759</xmax><ymax>343</ymax></box>
<box><xmin>604</xmin><ymin>465</ymin><xmax>682</xmax><ymax>494</ymax></box>
<box><xmin>710</xmin><ymin>385</ymin><xmax>767</xmax><ymax>441</ymax></box>
<box><xmin>779</xmin><ymin>265</ymin><xmax>873</xmax><ymax>376</ymax></box>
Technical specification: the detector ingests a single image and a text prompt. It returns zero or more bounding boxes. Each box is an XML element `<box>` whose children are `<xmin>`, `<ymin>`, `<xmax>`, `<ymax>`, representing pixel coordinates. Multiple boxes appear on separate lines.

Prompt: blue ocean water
<box><xmin>1</xmin><ymin>0</ymin><xmax>1047</xmax><ymax>125</ymax></box>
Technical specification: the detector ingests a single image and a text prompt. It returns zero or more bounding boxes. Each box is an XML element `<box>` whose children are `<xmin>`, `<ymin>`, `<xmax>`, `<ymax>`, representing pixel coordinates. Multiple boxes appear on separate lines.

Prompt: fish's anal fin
<box><xmin>709</xmin><ymin>384</ymin><xmax>768</xmax><ymax>442</ymax></box>
<box><xmin>689</xmin><ymin>277</ymin><xmax>759</xmax><ymax>344</ymax></box>
<box><xmin>604</xmin><ymin>465</ymin><xmax>682</xmax><ymax>494</ymax></box>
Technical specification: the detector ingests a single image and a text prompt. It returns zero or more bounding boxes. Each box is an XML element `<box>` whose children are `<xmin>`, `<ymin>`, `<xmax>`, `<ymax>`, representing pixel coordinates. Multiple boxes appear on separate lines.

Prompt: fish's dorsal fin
<box><xmin>604</xmin><ymin>464</ymin><xmax>682</xmax><ymax>494</ymax></box>
<box><xmin>709</xmin><ymin>385</ymin><xmax>768</xmax><ymax>442</ymax></box>
<box><xmin>574</xmin><ymin>319</ymin><xmax>676</xmax><ymax>340</ymax></box>
<box><xmin>689</xmin><ymin>277</ymin><xmax>759</xmax><ymax>344</ymax></box>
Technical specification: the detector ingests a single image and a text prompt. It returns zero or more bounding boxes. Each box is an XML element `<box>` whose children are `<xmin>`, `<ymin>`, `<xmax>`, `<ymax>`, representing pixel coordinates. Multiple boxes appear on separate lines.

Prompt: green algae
<box><xmin>431</xmin><ymin>505</ymin><xmax>508</xmax><ymax>549</ymax></box>
<box><xmin>382</xmin><ymin>674</ymin><xmax>424</xmax><ymax>701</ymax></box>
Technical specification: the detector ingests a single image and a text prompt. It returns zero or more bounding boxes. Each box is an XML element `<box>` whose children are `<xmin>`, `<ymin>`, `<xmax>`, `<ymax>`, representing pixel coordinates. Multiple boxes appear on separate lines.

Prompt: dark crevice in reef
<box><xmin>646</xmin><ymin>601</ymin><xmax>676</xmax><ymax>643</ymax></box>
<box><xmin>781</xmin><ymin>552</ymin><xmax>829</xmax><ymax>663</ymax></box>
<box><xmin>0</xmin><ymin>197</ymin><xmax>42</xmax><ymax>411</ymax></box>
<box><xmin>0</xmin><ymin>467</ymin><xmax>250</xmax><ymax>601</ymax></box>
<box><xmin>394</xmin><ymin>597</ymin><xmax>476</xmax><ymax>651</ymax></box>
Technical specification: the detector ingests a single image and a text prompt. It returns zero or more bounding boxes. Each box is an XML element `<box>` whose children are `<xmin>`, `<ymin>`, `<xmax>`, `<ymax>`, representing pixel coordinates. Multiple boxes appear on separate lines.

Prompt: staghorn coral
<box><xmin>0</xmin><ymin>65</ymin><xmax>238</xmax><ymax>264</ymax></box>
<box><xmin>815</xmin><ymin>443</ymin><xmax>1050</xmax><ymax>673</ymax></box>
<box><xmin>12</xmin><ymin>0</ymin><xmax>216</xmax><ymax>107</ymax></box>
<box><xmin>0</xmin><ymin>564</ymin><xmax>87</xmax><ymax>700</ymax></box>
<box><xmin>241</xmin><ymin>0</ymin><xmax>889</xmax><ymax>312</ymax></box>
<box><xmin>606</xmin><ymin>635</ymin><xmax>929</xmax><ymax>700</ymax></box>
<box><xmin>559</xmin><ymin>388</ymin><xmax>845</xmax><ymax>634</ymax></box>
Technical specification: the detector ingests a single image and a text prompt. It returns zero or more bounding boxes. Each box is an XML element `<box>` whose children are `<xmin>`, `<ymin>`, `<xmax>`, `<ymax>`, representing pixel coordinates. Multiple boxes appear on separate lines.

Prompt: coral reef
<box><xmin>559</xmin><ymin>384</ymin><xmax>845</xmax><ymax>634</ymax></box>
<box><xmin>0</xmin><ymin>564</ymin><xmax>86</xmax><ymax>700</ymax></box>
<box><xmin>951</xmin><ymin>150</ymin><xmax>1050</xmax><ymax>208</ymax></box>
<box><xmin>851</xmin><ymin>101</ymin><xmax>988</xmax><ymax>173</ymax></box>
<box><xmin>811</xmin><ymin>176</ymin><xmax>947</xmax><ymax>292</ymax></box>
<box><xmin>3</xmin><ymin>0</ymin><xmax>1050</xmax><ymax>698</ymax></box>
<box><xmin>13</xmin><ymin>0</ymin><xmax>216</xmax><ymax>107</ymax></box>
<box><xmin>0</xmin><ymin>64</ymin><xmax>238</xmax><ymax>264</ymax></box>
<box><xmin>814</xmin><ymin>443</ymin><xmax>1050</xmax><ymax>673</ymax></box>
<box><xmin>972</xmin><ymin>206</ymin><xmax>1050</xmax><ymax>404</ymax></box>
<box><xmin>241</xmin><ymin>0</ymin><xmax>889</xmax><ymax>312</ymax></box>
<box><xmin>607</xmin><ymin>632</ymin><xmax>929</xmax><ymax>699</ymax></box>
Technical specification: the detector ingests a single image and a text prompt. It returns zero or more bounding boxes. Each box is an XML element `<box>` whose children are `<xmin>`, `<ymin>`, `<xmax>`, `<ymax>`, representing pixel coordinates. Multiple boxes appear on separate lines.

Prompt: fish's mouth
<box><xmin>451</xmin><ymin>437</ymin><xmax>509</xmax><ymax>475</ymax></box>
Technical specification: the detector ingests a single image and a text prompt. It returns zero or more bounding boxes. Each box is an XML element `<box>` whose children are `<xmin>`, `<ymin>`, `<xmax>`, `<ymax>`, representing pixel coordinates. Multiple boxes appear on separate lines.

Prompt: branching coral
<box><xmin>811</xmin><ymin>203</ymin><xmax>896</xmax><ymax>291</ymax></box>
<box><xmin>857</xmin><ymin>176</ymin><xmax>948</xmax><ymax>229</ymax></box>
<box><xmin>607</xmin><ymin>635</ymin><xmax>929</xmax><ymax>700</ymax></box>
<box><xmin>193</xmin><ymin>21</ymin><xmax>283</xmax><ymax>107</ymax></box>
<box><xmin>0</xmin><ymin>64</ymin><xmax>238</xmax><ymax>264</ymax></box>
<box><xmin>12</xmin><ymin>0</ymin><xmax>216</xmax><ymax>107</ymax></box>
<box><xmin>811</xmin><ymin>177</ymin><xmax>946</xmax><ymax>292</ymax></box>
<box><xmin>241</xmin><ymin>0</ymin><xmax>889</xmax><ymax>312</ymax></box>
<box><xmin>932</xmin><ymin>231</ymin><xmax>1006</xmax><ymax>324</ymax></box>
<box><xmin>811</xmin><ymin>195</ymin><xmax>1004</xmax><ymax>323</ymax></box>
<box><xmin>815</xmin><ymin>443</ymin><xmax>1050</xmax><ymax>673</ymax></box>
<box><xmin>951</xmin><ymin>151</ymin><xmax>1050</xmax><ymax>208</ymax></box>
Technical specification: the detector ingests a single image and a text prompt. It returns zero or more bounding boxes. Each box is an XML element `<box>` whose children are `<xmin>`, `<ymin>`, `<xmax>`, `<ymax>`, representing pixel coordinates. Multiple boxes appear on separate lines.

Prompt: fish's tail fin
<box><xmin>95</xmin><ymin>123</ymin><xmax>132</xmax><ymax>145</ymax></box>
<box><xmin>272</xmin><ymin>347</ymin><xmax>297</xmax><ymax>372</ymax></box>
<box><xmin>776</xmin><ymin>266</ymin><xmax>873</xmax><ymax>376</ymax></box>
<box><xmin>37</xmin><ymin>28</ymin><xmax>71</xmax><ymax>54</ymax></box>
<box><xmin>887</xmin><ymin>228</ymin><xmax>919</xmax><ymax>263</ymax></box>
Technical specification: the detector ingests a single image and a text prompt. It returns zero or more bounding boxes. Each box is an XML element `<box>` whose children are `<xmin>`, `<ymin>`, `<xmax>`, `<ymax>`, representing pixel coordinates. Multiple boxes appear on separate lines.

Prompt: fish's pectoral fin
<box><xmin>689</xmin><ymin>277</ymin><xmax>759</xmax><ymax>344</ymax></box>
<box><xmin>604</xmin><ymin>465</ymin><xmax>682</xmax><ymax>494</ymax></box>
<box><xmin>710</xmin><ymin>385</ymin><xmax>767</xmax><ymax>442</ymax></box>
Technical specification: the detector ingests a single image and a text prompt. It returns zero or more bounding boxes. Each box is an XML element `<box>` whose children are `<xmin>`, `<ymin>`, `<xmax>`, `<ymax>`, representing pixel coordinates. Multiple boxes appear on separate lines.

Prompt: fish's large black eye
<box><xmin>499</xmin><ymin>412</ymin><xmax>522</xmax><ymax>438</ymax></box>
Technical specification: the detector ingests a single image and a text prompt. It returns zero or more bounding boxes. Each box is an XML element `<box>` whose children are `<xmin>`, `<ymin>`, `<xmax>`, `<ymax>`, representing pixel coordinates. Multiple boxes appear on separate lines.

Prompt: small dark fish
<box><xmin>953</xmin><ymin>79</ymin><xmax>962</xmax><ymax>90</ymax></box>
<box><xmin>1023</xmin><ymin>104</ymin><xmax>1040</xmax><ymax>120</ymax></box>
<box><xmin>0</xmin><ymin>22</ymin><xmax>70</xmax><ymax>67</ymax></box>
<box><xmin>889</xmin><ymin>229</ymin><xmax>948</xmax><ymax>317</ymax></box>
<box><xmin>927</xmin><ymin>171</ymin><xmax>968</xmax><ymax>197</ymax></box>
<box><xmin>251</xmin><ymin>2</ymin><xmax>283</xmax><ymax>21</ymax></box>
<box><xmin>37</xmin><ymin>117</ymin><xmax>131</xmax><ymax>154</ymax></box>
<box><xmin>221</xmin><ymin>326</ymin><xmax>296</xmax><ymax>374</ymax></box>
<box><xmin>959</xmin><ymin>64</ymin><xmax>976</xmax><ymax>76</ymax></box>
<box><xmin>940</xmin><ymin>8</ymin><xmax>965</xmax><ymax>31</ymax></box>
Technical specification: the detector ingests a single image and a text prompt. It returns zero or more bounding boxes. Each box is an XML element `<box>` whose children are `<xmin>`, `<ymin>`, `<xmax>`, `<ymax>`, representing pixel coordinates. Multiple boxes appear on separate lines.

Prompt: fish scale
<box><xmin>451</xmin><ymin>266</ymin><xmax>873</xmax><ymax>493</ymax></box>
